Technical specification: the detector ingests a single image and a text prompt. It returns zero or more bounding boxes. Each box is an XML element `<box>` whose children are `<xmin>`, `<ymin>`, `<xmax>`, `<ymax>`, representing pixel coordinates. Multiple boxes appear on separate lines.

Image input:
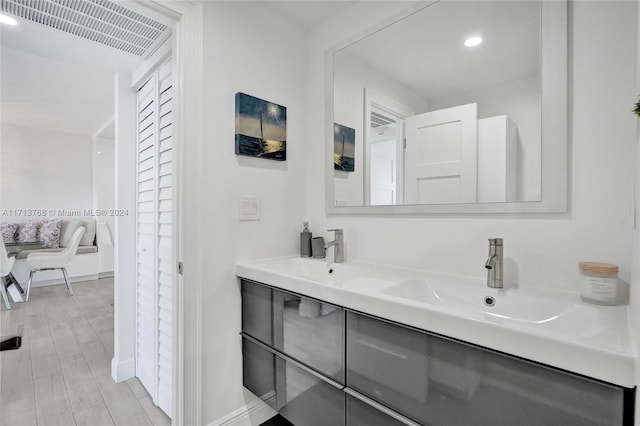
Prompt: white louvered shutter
<box><xmin>136</xmin><ymin>77</ymin><xmax>157</xmax><ymax>398</ymax></box>
<box><xmin>135</xmin><ymin>58</ymin><xmax>173</xmax><ymax>418</ymax></box>
<box><xmin>156</xmin><ymin>60</ymin><xmax>173</xmax><ymax>416</ymax></box>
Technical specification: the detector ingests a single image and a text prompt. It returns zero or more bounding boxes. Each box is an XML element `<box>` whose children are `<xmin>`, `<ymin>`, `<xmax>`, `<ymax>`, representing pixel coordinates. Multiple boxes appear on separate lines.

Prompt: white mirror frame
<box><xmin>325</xmin><ymin>0</ymin><xmax>567</xmax><ymax>214</ymax></box>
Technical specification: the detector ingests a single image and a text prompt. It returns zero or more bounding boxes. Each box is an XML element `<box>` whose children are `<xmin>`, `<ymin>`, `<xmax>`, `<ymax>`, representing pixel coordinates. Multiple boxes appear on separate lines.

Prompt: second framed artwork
<box><xmin>333</xmin><ymin>123</ymin><xmax>355</xmax><ymax>172</ymax></box>
<box><xmin>235</xmin><ymin>92</ymin><xmax>287</xmax><ymax>161</ymax></box>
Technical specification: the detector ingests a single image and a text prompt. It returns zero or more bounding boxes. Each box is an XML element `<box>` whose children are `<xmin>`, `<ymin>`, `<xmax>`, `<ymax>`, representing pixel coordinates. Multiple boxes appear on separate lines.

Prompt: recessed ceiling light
<box><xmin>464</xmin><ymin>36</ymin><xmax>483</xmax><ymax>47</ymax></box>
<box><xmin>0</xmin><ymin>14</ymin><xmax>17</xmax><ymax>26</ymax></box>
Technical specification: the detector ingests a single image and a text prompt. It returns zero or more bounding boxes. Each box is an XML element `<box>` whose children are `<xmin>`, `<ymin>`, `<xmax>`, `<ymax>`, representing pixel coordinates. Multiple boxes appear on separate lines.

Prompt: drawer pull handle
<box><xmin>345</xmin><ymin>387</ymin><xmax>422</xmax><ymax>426</ymax></box>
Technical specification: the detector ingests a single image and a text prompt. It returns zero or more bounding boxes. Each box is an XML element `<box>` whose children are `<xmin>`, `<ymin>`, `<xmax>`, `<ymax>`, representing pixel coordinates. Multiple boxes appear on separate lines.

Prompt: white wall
<box><xmin>307</xmin><ymin>1</ymin><xmax>636</xmax><ymax>292</ymax></box>
<box><xmin>200</xmin><ymin>3</ymin><xmax>308</xmax><ymax>424</ymax></box>
<box><xmin>94</xmin><ymin>134</ymin><xmax>115</xmax><ymax>274</ymax></box>
<box><xmin>0</xmin><ymin>124</ymin><xmax>93</xmax><ymax>216</ymax></box>
<box><xmin>112</xmin><ymin>73</ymin><xmax>137</xmax><ymax>383</ymax></box>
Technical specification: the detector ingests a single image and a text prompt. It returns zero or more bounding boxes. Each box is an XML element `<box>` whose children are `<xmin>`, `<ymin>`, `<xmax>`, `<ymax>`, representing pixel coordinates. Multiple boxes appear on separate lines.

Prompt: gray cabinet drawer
<box><xmin>346</xmin><ymin>311</ymin><xmax>428</xmax><ymax>423</ymax></box>
<box><xmin>242</xmin><ymin>337</ymin><xmax>345</xmax><ymax>426</ymax></box>
<box><xmin>241</xmin><ymin>280</ymin><xmax>273</xmax><ymax>345</ymax></box>
<box><xmin>346</xmin><ymin>311</ymin><xmax>626</xmax><ymax>426</ymax></box>
<box><xmin>241</xmin><ymin>279</ymin><xmax>344</xmax><ymax>383</ymax></box>
<box><xmin>278</xmin><ymin>357</ymin><xmax>345</xmax><ymax>426</ymax></box>
<box><xmin>346</xmin><ymin>392</ymin><xmax>418</xmax><ymax>426</ymax></box>
<box><xmin>272</xmin><ymin>288</ymin><xmax>344</xmax><ymax>383</ymax></box>
<box><xmin>242</xmin><ymin>337</ymin><xmax>277</xmax><ymax>410</ymax></box>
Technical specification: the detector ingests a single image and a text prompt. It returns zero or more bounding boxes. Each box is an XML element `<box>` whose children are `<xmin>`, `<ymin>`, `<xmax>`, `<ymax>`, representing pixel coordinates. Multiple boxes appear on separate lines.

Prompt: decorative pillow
<box><xmin>59</xmin><ymin>220</ymin><xmax>84</xmax><ymax>248</ymax></box>
<box><xmin>16</xmin><ymin>221</ymin><xmax>40</xmax><ymax>243</ymax></box>
<box><xmin>38</xmin><ymin>219</ymin><xmax>62</xmax><ymax>248</ymax></box>
<box><xmin>0</xmin><ymin>222</ymin><xmax>17</xmax><ymax>244</ymax></box>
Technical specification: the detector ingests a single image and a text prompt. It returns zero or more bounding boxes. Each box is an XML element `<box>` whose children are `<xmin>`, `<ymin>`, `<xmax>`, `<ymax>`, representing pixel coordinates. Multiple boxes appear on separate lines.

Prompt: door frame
<box><xmin>363</xmin><ymin>88</ymin><xmax>413</xmax><ymax>206</ymax></box>
<box><xmin>113</xmin><ymin>2</ymin><xmax>204</xmax><ymax>425</ymax></box>
<box><xmin>153</xmin><ymin>3</ymin><xmax>204</xmax><ymax>425</ymax></box>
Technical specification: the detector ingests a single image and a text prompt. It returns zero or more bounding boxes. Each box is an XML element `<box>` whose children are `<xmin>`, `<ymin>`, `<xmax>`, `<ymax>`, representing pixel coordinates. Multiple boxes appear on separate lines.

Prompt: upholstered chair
<box><xmin>25</xmin><ymin>227</ymin><xmax>85</xmax><ymax>301</ymax></box>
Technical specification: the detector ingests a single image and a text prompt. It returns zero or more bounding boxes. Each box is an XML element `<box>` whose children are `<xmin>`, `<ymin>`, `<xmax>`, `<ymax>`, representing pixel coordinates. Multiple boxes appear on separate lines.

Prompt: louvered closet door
<box><xmin>156</xmin><ymin>61</ymin><xmax>173</xmax><ymax>416</ymax></box>
<box><xmin>136</xmin><ymin>77</ymin><xmax>157</xmax><ymax>399</ymax></box>
<box><xmin>136</xmin><ymin>59</ymin><xmax>173</xmax><ymax>418</ymax></box>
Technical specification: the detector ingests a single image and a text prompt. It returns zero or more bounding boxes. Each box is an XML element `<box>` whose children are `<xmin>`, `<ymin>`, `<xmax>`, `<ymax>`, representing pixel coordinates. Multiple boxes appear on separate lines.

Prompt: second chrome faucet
<box><xmin>485</xmin><ymin>238</ymin><xmax>503</xmax><ymax>288</ymax></box>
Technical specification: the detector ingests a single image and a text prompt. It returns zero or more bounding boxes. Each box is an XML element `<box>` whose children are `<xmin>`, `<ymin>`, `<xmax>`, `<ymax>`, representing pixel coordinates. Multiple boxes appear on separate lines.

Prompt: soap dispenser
<box><xmin>300</xmin><ymin>222</ymin><xmax>312</xmax><ymax>257</ymax></box>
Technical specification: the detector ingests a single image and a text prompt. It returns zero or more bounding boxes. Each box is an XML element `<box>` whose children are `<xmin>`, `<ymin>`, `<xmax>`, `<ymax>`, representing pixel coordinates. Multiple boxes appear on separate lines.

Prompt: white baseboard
<box><xmin>98</xmin><ymin>271</ymin><xmax>114</xmax><ymax>279</ymax></box>
<box><xmin>208</xmin><ymin>392</ymin><xmax>277</xmax><ymax>426</ymax></box>
<box><xmin>111</xmin><ymin>357</ymin><xmax>135</xmax><ymax>383</ymax></box>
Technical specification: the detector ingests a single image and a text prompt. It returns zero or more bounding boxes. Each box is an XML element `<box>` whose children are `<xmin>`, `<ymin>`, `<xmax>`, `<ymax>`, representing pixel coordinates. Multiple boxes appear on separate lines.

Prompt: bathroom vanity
<box><xmin>237</xmin><ymin>257</ymin><xmax>635</xmax><ymax>426</ymax></box>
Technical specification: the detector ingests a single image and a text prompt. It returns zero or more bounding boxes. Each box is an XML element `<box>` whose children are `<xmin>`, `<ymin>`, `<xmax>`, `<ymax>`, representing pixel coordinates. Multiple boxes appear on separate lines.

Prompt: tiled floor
<box><xmin>0</xmin><ymin>277</ymin><xmax>171</xmax><ymax>426</ymax></box>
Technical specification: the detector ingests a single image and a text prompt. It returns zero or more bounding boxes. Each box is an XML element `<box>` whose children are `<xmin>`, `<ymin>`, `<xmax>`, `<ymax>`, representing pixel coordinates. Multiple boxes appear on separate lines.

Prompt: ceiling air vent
<box><xmin>0</xmin><ymin>0</ymin><xmax>169</xmax><ymax>56</ymax></box>
<box><xmin>371</xmin><ymin>110</ymin><xmax>396</xmax><ymax>128</ymax></box>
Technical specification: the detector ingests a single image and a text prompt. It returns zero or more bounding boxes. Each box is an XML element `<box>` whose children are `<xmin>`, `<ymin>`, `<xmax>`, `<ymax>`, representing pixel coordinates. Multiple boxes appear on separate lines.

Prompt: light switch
<box><xmin>239</xmin><ymin>196</ymin><xmax>260</xmax><ymax>221</ymax></box>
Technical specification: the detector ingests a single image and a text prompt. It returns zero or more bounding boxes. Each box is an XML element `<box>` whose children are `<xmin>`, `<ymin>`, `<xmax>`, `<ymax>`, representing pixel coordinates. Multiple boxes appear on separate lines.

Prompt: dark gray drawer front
<box><xmin>242</xmin><ymin>337</ymin><xmax>345</xmax><ymax>426</ymax></box>
<box><xmin>272</xmin><ymin>288</ymin><xmax>345</xmax><ymax>384</ymax></box>
<box><xmin>346</xmin><ymin>311</ymin><xmax>625</xmax><ymax>426</ymax></box>
<box><xmin>241</xmin><ymin>280</ymin><xmax>273</xmax><ymax>345</ymax></box>
<box><xmin>346</xmin><ymin>311</ymin><xmax>428</xmax><ymax>423</ymax></box>
<box><xmin>242</xmin><ymin>337</ymin><xmax>277</xmax><ymax>410</ymax></box>
<box><xmin>278</xmin><ymin>358</ymin><xmax>345</xmax><ymax>426</ymax></box>
<box><xmin>241</xmin><ymin>280</ymin><xmax>345</xmax><ymax>383</ymax></box>
<box><xmin>346</xmin><ymin>392</ymin><xmax>415</xmax><ymax>426</ymax></box>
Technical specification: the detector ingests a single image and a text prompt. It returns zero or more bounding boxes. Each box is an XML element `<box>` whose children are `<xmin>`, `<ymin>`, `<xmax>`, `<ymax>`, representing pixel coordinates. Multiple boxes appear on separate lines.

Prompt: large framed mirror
<box><xmin>326</xmin><ymin>0</ymin><xmax>567</xmax><ymax>214</ymax></box>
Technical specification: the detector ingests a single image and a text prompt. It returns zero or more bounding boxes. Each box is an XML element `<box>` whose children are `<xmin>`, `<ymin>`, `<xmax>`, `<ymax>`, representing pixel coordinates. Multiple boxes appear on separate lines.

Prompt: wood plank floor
<box><xmin>0</xmin><ymin>277</ymin><xmax>170</xmax><ymax>426</ymax></box>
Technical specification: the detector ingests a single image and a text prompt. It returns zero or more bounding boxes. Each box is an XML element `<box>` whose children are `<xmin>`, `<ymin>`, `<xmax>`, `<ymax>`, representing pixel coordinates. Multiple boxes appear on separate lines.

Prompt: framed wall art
<box><xmin>333</xmin><ymin>123</ymin><xmax>355</xmax><ymax>172</ymax></box>
<box><xmin>235</xmin><ymin>92</ymin><xmax>286</xmax><ymax>161</ymax></box>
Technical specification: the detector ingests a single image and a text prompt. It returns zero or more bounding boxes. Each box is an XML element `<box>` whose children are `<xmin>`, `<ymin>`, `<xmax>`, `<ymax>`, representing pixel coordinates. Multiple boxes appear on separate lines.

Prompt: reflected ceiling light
<box><xmin>0</xmin><ymin>14</ymin><xmax>17</xmax><ymax>26</ymax></box>
<box><xmin>464</xmin><ymin>36</ymin><xmax>483</xmax><ymax>47</ymax></box>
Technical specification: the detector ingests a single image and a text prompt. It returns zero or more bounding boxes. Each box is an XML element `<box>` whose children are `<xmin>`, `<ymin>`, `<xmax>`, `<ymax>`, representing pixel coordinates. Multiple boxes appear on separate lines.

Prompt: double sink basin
<box><xmin>236</xmin><ymin>256</ymin><xmax>635</xmax><ymax>388</ymax></box>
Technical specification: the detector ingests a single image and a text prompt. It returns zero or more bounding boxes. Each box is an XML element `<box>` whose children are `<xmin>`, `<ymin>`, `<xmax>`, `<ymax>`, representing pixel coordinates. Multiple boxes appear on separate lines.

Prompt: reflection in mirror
<box><xmin>333</xmin><ymin>1</ymin><xmax>542</xmax><ymax>207</ymax></box>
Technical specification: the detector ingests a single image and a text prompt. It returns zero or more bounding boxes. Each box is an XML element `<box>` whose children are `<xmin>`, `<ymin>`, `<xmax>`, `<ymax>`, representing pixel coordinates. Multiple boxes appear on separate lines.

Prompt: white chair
<box><xmin>0</xmin><ymin>241</ymin><xmax>16</xmax><ymax>310</ymax></box>
<box><xmin>97</xmin><ymin>222</ymin><xmax>114</xmax><ymax>248</ymax></box>
<box><xmin>25</xmin><ymin>227</ymin><xmax>85</xmax><ymax>301</ymax></box>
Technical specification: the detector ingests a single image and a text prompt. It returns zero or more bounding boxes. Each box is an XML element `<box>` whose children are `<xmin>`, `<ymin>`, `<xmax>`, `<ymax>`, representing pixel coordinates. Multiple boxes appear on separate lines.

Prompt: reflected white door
<box><xmin>370</xmin><ymin>139</ymin><xmax>397</xmax><ymax>205</ymax></box>
<box><xmin>404</xmin><ymin>103</ymin><xmax>478</xmax><ymax>204</ymax></box>
<box><xmin>364</xmin><ymin>89</ymin><xmax>413</xmax><ymax>205</ymax></box>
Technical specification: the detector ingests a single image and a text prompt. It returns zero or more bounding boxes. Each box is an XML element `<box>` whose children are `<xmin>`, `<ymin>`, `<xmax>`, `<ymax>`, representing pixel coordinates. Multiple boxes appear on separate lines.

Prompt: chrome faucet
<box><xmin>485</xmin><ymin>238</ymin><xmax>503</xmax><ymax>288</ymax></box>
<box><xmin>324</xmin><ymin>229</ymin><xmax>344</xmax><ymax>263</ymax></box>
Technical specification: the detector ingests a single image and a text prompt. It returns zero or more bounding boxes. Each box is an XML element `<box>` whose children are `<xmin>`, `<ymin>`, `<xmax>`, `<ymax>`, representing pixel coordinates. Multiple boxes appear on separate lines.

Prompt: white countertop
<box><xmin>236</xmin><ymin>256</ymin><xmax>636</xmax><ymax>388</ymax></box>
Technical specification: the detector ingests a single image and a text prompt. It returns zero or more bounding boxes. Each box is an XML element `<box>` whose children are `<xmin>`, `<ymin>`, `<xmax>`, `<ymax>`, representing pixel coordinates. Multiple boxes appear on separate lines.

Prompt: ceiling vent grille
<box><xmin>1</xmin><ymin>0</ymin><xmax>169</xmax><ymax>56</ymax></box>
<box><xmin>371</xmin><ymin>111</ymin><xmax>396</xmax><ymax>128</ymax></box>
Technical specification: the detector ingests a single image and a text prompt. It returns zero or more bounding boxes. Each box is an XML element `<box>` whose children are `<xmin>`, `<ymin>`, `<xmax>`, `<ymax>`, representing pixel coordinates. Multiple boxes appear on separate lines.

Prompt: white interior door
<box><xmin>370</xmin><ymin>139</ymin><xmax>397</xmax><ymax>205</ymax></box>
<box><xmin>364</xmin><ymin>89</ymin><xmax>413</xmax><ymax>205</ymax></box>
<box><xmin>136</xmin><ymin>58</ymin><xmax>173</xmax><ymax>417</ymax></box>
<box><xmin>404</xmin><ymin>103</ymin><xmax>478</xmax><ymax>204</ymax></box>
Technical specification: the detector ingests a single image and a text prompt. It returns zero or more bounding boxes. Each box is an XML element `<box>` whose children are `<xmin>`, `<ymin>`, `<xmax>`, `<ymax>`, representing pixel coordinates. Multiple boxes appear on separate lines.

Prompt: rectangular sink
<box><xmin>380</xmin><ymin>278</ymin><xmax>614</xmax><ymax>335</ymax></box>
<box><xmin>251</xmin><ymin>257</ymin><xmax>371</xmax><ymax>284</ymax></box>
